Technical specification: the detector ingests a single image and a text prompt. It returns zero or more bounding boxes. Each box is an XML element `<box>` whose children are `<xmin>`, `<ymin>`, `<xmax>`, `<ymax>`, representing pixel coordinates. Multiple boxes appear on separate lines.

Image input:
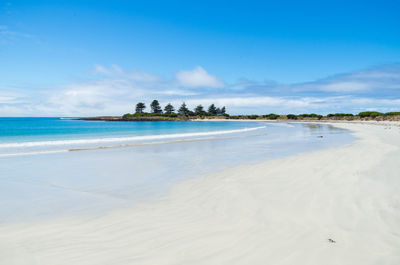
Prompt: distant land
<box><xmin>78</xmin><ymin>100</ymin><xmax>400</xmax><ymax>122</ymax></box>
<box><xmin>80</xmin><ymin>111</ymin><xmax>400</xmax><ymax>122</ymax></box>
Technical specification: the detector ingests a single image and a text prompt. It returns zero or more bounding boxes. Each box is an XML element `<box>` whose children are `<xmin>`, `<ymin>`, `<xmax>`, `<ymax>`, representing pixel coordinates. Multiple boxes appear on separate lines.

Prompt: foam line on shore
<box><xmin>0</xmin><ymin>149</ymin><xmax>68</xmax><ymax>157</ymax></box>
<box><xmin>0</xmin><ymin>132</ymin><xmax>269</xmax><ymax>157</ymax></box>
<box><xmin>0</xmin><ymin>126</ymin><xmax>266</xmax><ymax>149</ymax></box>
<box><xmin>68</xmin><ymin>133</ymin><xmax>269</xmax><ymax>152</ymax></box>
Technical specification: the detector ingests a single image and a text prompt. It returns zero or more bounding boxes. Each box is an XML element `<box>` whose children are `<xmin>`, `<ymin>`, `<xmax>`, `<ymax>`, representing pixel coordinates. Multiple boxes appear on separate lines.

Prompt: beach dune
<box><xmin>1</xmin><ymin>123</ymin><xmax>400</xmax><ymax>265</ymax></box>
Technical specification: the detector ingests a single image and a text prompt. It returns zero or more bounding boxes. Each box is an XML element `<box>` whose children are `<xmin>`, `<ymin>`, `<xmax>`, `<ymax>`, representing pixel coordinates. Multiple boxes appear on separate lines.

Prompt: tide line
<box><xmin>0</xmin><ymin>126</ymin><xmax>266</xmax><ymax>148</ymax></box>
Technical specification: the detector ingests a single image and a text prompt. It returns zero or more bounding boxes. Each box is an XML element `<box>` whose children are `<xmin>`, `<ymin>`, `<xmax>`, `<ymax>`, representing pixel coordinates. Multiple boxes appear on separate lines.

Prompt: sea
<box><xmin>0</xmin><ymin>117</ymin><xmax>355</xmax><ymax>223</ymax></box>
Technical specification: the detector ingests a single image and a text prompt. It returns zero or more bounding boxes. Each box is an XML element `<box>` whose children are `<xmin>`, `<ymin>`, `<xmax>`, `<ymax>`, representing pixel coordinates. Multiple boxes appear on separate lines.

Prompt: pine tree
<box><xmin>178</xmin><ymin>102</ymin><xmax>189</xmax><ymax>116</ymax></box>
<box><xmin>164</xmin><ymin>103</ymin><xmax>175</xmax><ymax>114</ymax></box>
<box><xmin>135</xmin><ymin>102</ymin><xmax>146</xmax><ymax>113</ymax></box>
<box><xmin>150</xmin><ymin>100</ymin><xmax>162</xmax><ymax>113</ymax></box>
<box><xmin>220</xmin><ymin>106</ymin><xmax>226</xmax><ymax>115</ymax></box>
<box><xmin>208</xmin><ymin>104</ymin><xmax>217</xmax><ymax>115</ymax></box>
<box><xmin>194</xmin><ymin>105</ymin><xmax>206</xmax><ymax>115</ymax></box>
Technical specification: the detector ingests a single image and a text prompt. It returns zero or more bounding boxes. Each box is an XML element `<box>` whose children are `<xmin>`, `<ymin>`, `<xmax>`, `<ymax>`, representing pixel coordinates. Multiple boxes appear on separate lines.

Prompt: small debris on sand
<box><xmin>328</xmin><ymin>238</ymin><xmax>336</xmax><ymax>243</ymax></box>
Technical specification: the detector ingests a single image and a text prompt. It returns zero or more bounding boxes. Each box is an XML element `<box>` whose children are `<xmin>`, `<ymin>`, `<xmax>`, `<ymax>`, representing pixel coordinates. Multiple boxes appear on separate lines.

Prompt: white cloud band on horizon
<box><xmin>0</xmin><ymin>63</ymin><xmax>400</xmax><ymax>116</ymax></box>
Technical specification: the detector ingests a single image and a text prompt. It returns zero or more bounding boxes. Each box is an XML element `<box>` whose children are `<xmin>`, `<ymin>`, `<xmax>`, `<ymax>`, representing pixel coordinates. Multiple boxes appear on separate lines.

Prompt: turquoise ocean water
<box><xmin>0</xmin><ymin>117</ymin><xmax>263</xmax><ymax>156</ymax></box>
<box><xmin>0</xmin><ymin>118</ymin><xmax>355</xmax><ymax>223</ymax></box>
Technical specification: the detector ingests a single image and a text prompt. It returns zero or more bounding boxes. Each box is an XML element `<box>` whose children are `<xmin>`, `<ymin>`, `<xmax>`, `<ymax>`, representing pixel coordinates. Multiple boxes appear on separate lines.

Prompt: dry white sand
<box><xmin>1</xmin><ymin>122</ymin><xmax>400</xmax><ymax>265</ymax></box>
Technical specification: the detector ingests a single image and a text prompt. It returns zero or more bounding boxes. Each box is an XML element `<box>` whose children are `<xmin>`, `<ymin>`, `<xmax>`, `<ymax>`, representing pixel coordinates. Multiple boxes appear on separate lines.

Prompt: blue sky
<box><xmin>0</xmin><ymin>0</ymin><xmax>399</xmax><ymax>116</ymax></box>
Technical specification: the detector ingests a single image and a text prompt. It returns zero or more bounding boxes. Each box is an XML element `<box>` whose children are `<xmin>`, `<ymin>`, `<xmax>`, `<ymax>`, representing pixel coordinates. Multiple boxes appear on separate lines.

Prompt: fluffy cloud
<box><xmin>37</xmin><ymin>65</ymin><xmax>205</xmax><ymax>116</ymax></box>
<box><xmin>176</xmin><ymin>66</ymin><xmax>225</xmax><ymax>88</ymax></box>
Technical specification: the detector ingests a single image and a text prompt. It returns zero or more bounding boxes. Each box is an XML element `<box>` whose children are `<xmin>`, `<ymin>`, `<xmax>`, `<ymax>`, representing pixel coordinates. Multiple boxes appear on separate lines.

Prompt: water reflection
<box><xmin>301</xmin><ymin>123</ymin><xmax>347</xmax><ymax>134</ymax></box>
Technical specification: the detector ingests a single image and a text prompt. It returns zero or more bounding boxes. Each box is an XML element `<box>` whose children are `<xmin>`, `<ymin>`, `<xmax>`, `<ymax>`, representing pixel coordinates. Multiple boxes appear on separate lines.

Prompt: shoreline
<box><xmin>1</xmin><ymin>122</ymin><xmax>399</xmax><ymax>264</ymax></box>
<box><xmin>78</xmin><ymin>115</ymin><xmax>400</xmax><ymax>130</ymax></box>
<box><xmin>79</xmin><ymin>114</ymin><xmax>400</xmax><ymax>123</ymax></box>
<box><xmin>193</xmin><ymin>118</ymin><xmax>400</xmax><ymax>126</ymax></box>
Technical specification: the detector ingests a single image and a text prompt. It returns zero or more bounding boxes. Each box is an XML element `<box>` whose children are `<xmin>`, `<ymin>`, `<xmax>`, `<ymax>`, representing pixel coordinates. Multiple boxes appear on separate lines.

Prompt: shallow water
<box><xmin>0</xmin><ymin>119</ymin><xmax>355</xmax><ymax>223</ymax></box>
<box><xmin>0</xmin><ymin>118</ymin><xmax>262</xmax><ymax>156</ymax></box>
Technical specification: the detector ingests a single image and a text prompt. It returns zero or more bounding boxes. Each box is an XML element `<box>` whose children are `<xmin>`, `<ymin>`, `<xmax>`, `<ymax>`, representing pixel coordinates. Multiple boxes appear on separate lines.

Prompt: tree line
<box><xmin>134</xmin><ymin>100</ymin><xmax>227</xmax><ymax>116</ymax></box>
<box><xmin>228</xmin><ymin>111</ymin><xmax>400</xmax><ymax>120</ymax></box>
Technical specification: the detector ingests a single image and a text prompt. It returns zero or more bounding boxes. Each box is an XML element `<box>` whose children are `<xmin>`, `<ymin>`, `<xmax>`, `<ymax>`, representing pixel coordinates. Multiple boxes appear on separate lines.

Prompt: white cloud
<box><xmin>294</xmin><ymin>64</ymin><xmax>400</xmax><ymax>93</ymax></box>
<box><xmin>93</xmin><ymin>64</ymin><xmax>160</xmax><ymax>83</ymax></box>
<box><xmin>0</xmin><ymin>91</ymin><xmax>26</xmax><ymax>104</ymax></box>
<box><xmin>1</xmin><ymin>63</ymin><xmax>400</xmax><ymax>116</ymax></box>
<box><xmin>159</xmin><ymin>89</ymin><xmax>198</xmax><ymax>96</ymax></box>
<box><xmin>176</xmin><ymin>66</ymin><xmax>225</xmax><ymax>88</ymax></box>
<box><xmin>93</xmin><ymin>64</ymin><xmax>110</xmax><ymax>75</ymax></box>
<box><xmin>183</xmin><ymin>97</ymin><xmax>309</xmax><ymax>108</ymax></box>
<box><xmin>38</xmin><ymin>65</ymin><xmax>200</xmax><ymax>116</ymax></box>
<box><xmin>318</xmin><ymin>81</ymin><xmax>372</xmax><ymax>92</ymax></box>
<box><xmin>0</xmin><ymin>95</ymin><xmax>17</xmax><ymax>104</ymax></box>
<box><xmin>45</xmin><ymin>79</ymin><xmax>139</xmax><ymax>116</ymax></box>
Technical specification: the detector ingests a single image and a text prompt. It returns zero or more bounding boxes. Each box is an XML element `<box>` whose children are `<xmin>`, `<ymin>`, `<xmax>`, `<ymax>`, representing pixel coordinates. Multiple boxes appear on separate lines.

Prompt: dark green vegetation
<box><xmin>228</xmin><ymin>111</ymin><xmax>400</xmax><ymax>121</ymax></box>
<box><xmin>150</xmin><ymin>100</ymin><xmax>162</xmax><ymax>114</ymax></box>
<box><xmin>358</xmin><ymin>111</ymin><xmax>383</xmax><ymax>118</ymax></box>
<box><xmin>194</xmin><ymin>105</ymin><xmax>206</xmax><ymax>116</ymax></box>
<box><xmin>122</xmin><ymin>101</ymin><xmax>228</xmax><ymax>120</ymax></box>
<box><xmin>298</xmin><ymin>113</ymin><xmax>323</xmax><ymax>119</ymax></box>
<box><xmin>164</xmin><ymin>103</ymin><xmax>175</xmax><ymax>114</ymax></box>
<box><xmin>178</xmin><ymin>102</ymin><xmax>190</xmax><ymax>116</ymax></box>
<box><xmin>263</xmin><ymin>113</ymin><xmax>280</xmax><ymax>120</ymax></box>
<box><xmin>327</xmin><ymin>113</ymin><xmax>354</xmax><ymax>117</ymax></box>
<box><xmin>135</xmin><ymin>102</ymin><xmax>146</xmax><ymax>113</ymax></box>
<box><xmin>357</xmin><ymin>111</ymin><xmax>400</xmax><ymax>118</ymax></box>
<box><xmin>83</xmin><ymin>103</ymin><xmax>399</xmax><ymax>122</ymax></box>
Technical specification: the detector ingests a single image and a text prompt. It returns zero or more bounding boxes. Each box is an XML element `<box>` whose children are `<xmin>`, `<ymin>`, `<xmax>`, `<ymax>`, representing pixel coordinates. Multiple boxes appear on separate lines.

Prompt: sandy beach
<box><xmin>1</xmin><ymin>122</ymin><xmax>400</xmax><ymax>265</ymax></box>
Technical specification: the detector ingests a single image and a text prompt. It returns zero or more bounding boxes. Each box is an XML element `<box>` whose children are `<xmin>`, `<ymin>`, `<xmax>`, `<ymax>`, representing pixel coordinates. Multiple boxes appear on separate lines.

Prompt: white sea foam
<box><xmin>0</xmin><ymin>150</ymin><xmax>68</xmax><ymax>157</ymax></box>
<box><xmin>0</xmin><ymin>126</ymin><xmax>266</xmax><ymax>149</ymax></box>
